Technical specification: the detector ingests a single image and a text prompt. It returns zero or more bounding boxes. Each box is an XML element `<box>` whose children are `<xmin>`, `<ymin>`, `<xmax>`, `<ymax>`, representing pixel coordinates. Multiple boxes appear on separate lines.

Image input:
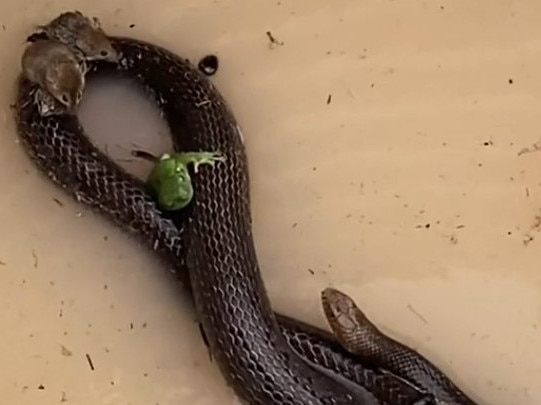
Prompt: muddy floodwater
<box><xmin>0</xmin><ymin>1</ymin><xmax>540</xmax><ymax>404</ymax></box>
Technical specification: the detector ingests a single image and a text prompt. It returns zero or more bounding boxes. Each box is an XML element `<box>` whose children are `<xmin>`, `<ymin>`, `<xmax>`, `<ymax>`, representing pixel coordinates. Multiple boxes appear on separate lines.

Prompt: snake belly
<box><xmin>14</xmin><ymin>35</ymin><xmax>431</xmax><ymax>405</ymax></box>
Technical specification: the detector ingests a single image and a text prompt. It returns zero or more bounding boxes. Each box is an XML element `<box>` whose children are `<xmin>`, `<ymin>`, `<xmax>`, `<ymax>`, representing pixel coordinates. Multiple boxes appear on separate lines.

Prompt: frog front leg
<box><xmin>170</xmin><ymin>151</ymin><xmax>226</xmax><ymax>173</ymax></box>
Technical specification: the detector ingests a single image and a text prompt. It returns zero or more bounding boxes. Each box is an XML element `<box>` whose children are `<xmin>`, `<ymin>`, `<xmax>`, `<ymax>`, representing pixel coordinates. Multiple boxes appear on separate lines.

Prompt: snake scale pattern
<box><xmin>14</xmin><ymin>35</ymin><xmax>473</xmax><ymax>405</ymax></box>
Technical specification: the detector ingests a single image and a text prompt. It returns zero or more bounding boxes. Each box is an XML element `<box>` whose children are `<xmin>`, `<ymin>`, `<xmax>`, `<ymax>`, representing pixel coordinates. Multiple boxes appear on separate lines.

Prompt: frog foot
<box><xmin>171</xmin><ymin>152</ymin><xmax>226</xmax><ymax>173</ymax></box>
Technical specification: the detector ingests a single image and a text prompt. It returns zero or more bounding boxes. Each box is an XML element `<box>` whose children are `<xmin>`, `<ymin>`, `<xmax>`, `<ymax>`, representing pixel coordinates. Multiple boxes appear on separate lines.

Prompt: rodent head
<box><xmin>54</xmin><ymin>85</ymin><xmax>83</xmax><ymax>112</ymax></box>
<box><xmin>75</xmin><ymin>28</ymin><xmax>118</xmax><ymax>62</ymax></box>
<box><xmin>45</xmin><ymin>61</ymin><xmax>85</xmax><ymax>111</ymax></box>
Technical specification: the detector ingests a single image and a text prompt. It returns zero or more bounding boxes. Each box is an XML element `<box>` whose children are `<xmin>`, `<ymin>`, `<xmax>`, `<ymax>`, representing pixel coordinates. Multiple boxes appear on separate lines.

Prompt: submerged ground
<box><xmin>0</xmin><ymin>1</ymin><xmax>540</xmax><ymax>404</ymax></box>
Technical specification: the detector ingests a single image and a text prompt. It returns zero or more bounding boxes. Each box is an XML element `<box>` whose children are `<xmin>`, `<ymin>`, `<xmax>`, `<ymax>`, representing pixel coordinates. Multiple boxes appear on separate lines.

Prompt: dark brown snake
<box><xmin>13</xmin><ymin>35</ymin><xmax>478</xmax><ymax>405</ymax></box>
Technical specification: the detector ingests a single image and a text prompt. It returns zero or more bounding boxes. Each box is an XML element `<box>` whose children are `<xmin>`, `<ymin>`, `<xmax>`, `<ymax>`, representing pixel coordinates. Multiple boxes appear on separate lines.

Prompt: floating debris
<box><xmin>266</xmin><ymin>31</ymin><xmax>284</xmax><ymax>48</ymax></box>
<box><xmin>198</xmin><ymin>54</ymin><xmax>219</xmax><ymax>76</ymax></box>
<box><xmin>85</xmin><ymin>353</ymin><xmax>95</xmax><ymax>371</ymax></box>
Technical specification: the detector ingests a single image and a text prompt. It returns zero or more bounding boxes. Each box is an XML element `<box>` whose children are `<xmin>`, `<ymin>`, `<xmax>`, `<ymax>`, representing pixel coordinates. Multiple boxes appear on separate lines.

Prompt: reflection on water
<box><xmin>79</xmin><ymin>76</ymin><xmax>173</xmax><ymax>179</ymax></box>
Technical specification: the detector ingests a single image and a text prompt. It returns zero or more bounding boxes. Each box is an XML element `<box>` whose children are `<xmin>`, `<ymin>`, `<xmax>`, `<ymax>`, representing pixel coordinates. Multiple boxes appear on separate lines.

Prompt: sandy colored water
<box><xmin>0</xmin><ymin>1</ymin><xmax>540</xmax><ymax>404</ymax></box>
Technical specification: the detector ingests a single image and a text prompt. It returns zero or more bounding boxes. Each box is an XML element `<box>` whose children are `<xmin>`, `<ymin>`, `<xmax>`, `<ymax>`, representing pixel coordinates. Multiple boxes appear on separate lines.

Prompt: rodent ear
<box><xmin>91</xmin><ymin>16</ymin><xmax>102</xmax><ymax>28</ymax></box>
<box><xmin>74</xmin><ymin>38</ymin><xmax>85</xmax><ymax>50</ymax></box>
<box><xmin>59</xmin><ymin>93</ymin><xmax>70</xmax><ymax>106</ymax></box>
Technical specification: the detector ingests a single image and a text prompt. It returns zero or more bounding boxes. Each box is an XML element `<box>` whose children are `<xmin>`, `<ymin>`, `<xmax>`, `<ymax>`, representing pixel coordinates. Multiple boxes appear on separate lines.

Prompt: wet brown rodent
<box><xmin>34</xmin><ymin>11</ymin><xmax>118</xmax><ymax>62</ymax></box>
<box><xmin>21</xmin><ymin>39</ymin><xmax>86</xmax><ymax>114</ymax></box>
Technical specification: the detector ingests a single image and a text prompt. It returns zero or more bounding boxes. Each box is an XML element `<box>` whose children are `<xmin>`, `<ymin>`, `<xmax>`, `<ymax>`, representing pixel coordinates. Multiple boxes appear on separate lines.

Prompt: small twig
<box><xmin>518</xmin><ymin>139</ymin><xmax>541</xmax><ymax>156</ymax></box>
<box><xmin>85</xmin><ymin>353</ymin><xmax>95</xmax><ymax>371</ymax></box>
<box><xmin>61</xmin><ymin>345</ymin><xmax>73</xmax><ymax>356</ymax></box>
<box><xmin>131</xmin><ymin>149</ymin><xmax>158</xmax><ymax>162</ymax></box>
<box><xmin>195</xmin><ymin>100</ymin><xmax>211</xmax><ymax>108</ymax></box>
<box><xmin>266</xmin><ymin>31</ymin><xmax>284</xmax><ymax>48</ymax></box>
<box><xmin>407</xmin><ymin>304</ymin><xmax>428</xmax><ymax>324</ymax></box>
<box><xmin>52</xmin><ymin>197</ymin><xmax>64</xmax><ymax>207</ymax></box>
<box><xmin>31</xmin><ymin>249</ymin><xmax>38</xmax><ymax>268</ymax></box>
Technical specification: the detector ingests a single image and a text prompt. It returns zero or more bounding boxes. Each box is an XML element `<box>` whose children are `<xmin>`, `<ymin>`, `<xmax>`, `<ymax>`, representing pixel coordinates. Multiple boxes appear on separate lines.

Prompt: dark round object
<box><xmin>198</xmin><ymin>54</ymin><xmax>219</xmax><ymax>76</ymax></box>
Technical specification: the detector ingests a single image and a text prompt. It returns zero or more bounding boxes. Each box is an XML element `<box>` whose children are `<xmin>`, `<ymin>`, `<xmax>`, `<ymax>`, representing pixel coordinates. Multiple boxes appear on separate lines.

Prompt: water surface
<box><xmin>0</xmin><ymin>1</ymin><xmax>540</xmax><ymax>404</ymax></box>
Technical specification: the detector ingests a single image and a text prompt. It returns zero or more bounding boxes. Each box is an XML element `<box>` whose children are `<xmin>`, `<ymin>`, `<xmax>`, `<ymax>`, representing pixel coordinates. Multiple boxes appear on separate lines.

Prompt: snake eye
<box><xmin>60</xmin><ymin>94</ymin><xmax>69</xmax><ymax>105</ymax></box>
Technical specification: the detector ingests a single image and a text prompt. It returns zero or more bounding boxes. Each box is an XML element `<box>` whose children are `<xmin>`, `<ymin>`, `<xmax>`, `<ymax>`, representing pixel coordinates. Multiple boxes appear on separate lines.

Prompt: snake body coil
<box><xmin>14</xmin><ymin>35</ymin><xmax>470</xmax><ymax>405</ymax></box>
